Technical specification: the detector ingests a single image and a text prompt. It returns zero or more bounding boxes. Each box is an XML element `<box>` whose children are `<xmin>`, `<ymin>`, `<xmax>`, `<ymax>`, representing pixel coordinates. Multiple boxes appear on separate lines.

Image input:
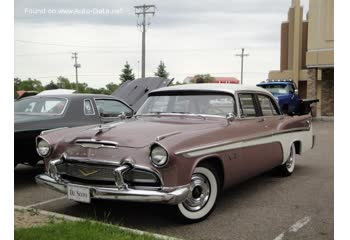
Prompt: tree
<box><xmin>45</xmin><ymin>81</ymin><xmax>59</xmax><ymax>90</ymax></box>
<box><xmin>154</xmin><ymin>61</ymin><xmax>169</xmax><ymax>78</ymax></box>
<box><xmin>105</xmin><ymin>82</ymin><xmax>119</xmax><ymax>94</ymax></box>
<box><xmin>191</xmin><ymin>74</ymin><xmax>215</xmax><ymax>84</ymax></box>
<box><xmin>119</xmin><ymin>62</ymin><xmax>135</xmax><ymax>83</ymax></box>
<box><xmin>57</xmin><ymin>76</ymin><xmax>71</xmax><ymax>89</ymax></box>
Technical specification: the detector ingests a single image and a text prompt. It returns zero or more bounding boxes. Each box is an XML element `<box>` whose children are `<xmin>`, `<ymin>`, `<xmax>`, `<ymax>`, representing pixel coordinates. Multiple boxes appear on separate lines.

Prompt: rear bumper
<box><xmin>35</xmin><ymin>174</ymin><xmax>190</xmax><ymax>205</ymax></box>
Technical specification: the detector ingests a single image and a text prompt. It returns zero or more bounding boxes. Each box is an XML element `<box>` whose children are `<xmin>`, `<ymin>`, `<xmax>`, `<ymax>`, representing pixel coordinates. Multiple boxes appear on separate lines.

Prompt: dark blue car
<box><xmin>257</xmin><ymin>80</ymin><xmax>301</xmax><ymax>114</ymax></box>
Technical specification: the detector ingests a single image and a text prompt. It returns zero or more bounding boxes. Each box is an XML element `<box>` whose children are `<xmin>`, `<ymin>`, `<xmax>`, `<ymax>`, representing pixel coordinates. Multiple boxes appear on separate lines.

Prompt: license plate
<box><xmin>67</xmin><ymin>185</ymin><xmax>91</xmax><ymax>203</ymax></box>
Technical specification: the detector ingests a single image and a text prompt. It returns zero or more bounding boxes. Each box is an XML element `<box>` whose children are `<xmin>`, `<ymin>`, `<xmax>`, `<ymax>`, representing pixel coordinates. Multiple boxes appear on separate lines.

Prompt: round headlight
<box><xmin>150</xmin><ymin>145</ymin><xmax>168</xmax><ymax>167</ymax></box>
<box><xmin>37</xmin><ymin>139</ymin><xmax>51</xmax><ymax>157</ymax></box>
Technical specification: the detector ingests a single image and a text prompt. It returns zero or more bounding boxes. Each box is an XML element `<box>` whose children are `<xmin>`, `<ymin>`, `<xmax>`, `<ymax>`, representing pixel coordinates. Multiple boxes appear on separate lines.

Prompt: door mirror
<box><xmin>294</xmin><ymin>89</ymin><xmax>299</xmax><ymax>95</ymax></box>
<box><xmin>226</xmin><ymin>113</ymin><xmax>235</xmax><ymax>123</ymax></box>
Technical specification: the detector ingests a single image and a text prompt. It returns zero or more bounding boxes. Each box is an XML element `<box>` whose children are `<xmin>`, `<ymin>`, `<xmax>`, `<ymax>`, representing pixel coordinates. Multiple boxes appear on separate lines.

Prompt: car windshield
<box><xmin>259</xmin><ymin>84</ymin><xmax>292</xmax><ymax>94</ymax></box>
<box><xmin>14</xmin><ymin>97</ymin><xmax>68</xmax><ymax>115</ymax></box>
<box><xmin>137</xmin><ymin>93</ymin><xmax>235</xmax><ymax>117</ymax></box>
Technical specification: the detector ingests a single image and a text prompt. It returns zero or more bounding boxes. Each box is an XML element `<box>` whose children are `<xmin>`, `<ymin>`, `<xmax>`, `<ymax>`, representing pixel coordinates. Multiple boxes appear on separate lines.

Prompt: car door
<box><xmin>233</xmin><ymin>92</ymin><xmax>283</xmax><ymax>181</ymax></box>
<box><xmin>94</xmin><ymin>98</ymin><xmax>134</xmax><ymax>123</ymax></box>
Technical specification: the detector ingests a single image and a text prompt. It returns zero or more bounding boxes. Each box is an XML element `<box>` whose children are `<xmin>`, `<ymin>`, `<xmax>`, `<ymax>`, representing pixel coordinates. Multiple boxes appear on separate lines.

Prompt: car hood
<box><xmin>64</xmin><ymin>116</ymin><xmax>222</xmax><ymax>148</ymax></box>
<box><xmin>14</xmin><ymin>113</ymin><xmax>62</xmax><ymax>132</ymax></box>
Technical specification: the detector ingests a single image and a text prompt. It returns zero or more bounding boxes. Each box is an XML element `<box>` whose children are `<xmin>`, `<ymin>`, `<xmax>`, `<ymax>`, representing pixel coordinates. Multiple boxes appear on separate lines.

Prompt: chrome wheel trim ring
<box><xmin>182</xmin><ymin>173</ymin><xmax>211</xmax><ymax>212</ymax></box>
<box><xmin>286</xmin><ymin>144</ymin><xmax>296</xmax><ymax>172</ymax></box>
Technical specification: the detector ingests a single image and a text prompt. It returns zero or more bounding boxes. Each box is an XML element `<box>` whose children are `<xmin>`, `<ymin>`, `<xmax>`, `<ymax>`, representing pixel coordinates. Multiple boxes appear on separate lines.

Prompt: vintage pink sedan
<box><xmin>36</xmin><ymin>84</ymin><xmax>315</xmax><ymax>222</ymax></box>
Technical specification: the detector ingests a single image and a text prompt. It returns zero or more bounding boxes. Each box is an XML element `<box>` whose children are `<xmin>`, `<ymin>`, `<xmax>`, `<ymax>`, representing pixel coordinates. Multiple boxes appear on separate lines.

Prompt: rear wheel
<box><xmin>277</xmin><ymin>144</ymin><xmax>296</xmax><ymax>177</ymax></box>
<box><xmin>176</xmin><ymin>165</ymin><xmax>219</xmax><ymax>223</ymax></box>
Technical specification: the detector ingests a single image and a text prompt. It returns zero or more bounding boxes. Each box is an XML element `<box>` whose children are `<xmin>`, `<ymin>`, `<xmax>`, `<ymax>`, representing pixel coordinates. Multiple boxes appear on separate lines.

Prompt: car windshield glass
<box><xmin>14</xmin><ymin>97</ymin><xmax>68</xmax><ymax>115</ymax></box>
<box><xmin>137</xmin><ymin>93</ymin><xmax>235</xmax><ymax>117</ymax></box>
<box><xmin>259</xmin><ymin>84</ymin><xmax>290</xmax><ymax>94</ymax></box>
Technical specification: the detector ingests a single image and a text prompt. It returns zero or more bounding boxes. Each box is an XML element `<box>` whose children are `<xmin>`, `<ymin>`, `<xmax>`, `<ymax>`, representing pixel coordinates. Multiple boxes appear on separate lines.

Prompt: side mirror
<box><xmin>226</xmin><ymin>113</ymin><xmax>235</xmax><ymax>123</ymax></box>
<box><xmin>294</xmin><ymin>89</ymin><xmax>299</xmax><ymax>95</ymax></box>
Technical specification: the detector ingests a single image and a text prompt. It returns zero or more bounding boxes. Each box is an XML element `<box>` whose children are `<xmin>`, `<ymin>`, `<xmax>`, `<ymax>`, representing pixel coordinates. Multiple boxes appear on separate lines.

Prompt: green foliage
<box><xmin>119</xmin><ymin>61</ymin><xmax>135</xmax><ymax>83</ymax></box>
<box><xmin>14</xmin><ymin>220</ymin><xmax>159</xmax><ymax>240</ymax></box>
<box><xmin>14</xmin><ymin>78</ymin><xmax>45</xmax><ymax>96</ymax></box>
<box><xmin>14</xmin><ymin>76</ymin><xmax>119</xmax><ymax>97</ymax></box>
<box><xmin>154</xmin><ymin>61</ymin><xmax>169</xmax><ymax>79</ymax></box>
<box><xmin>191</xmin><ymin>74</ymin><xmax>215</xmax><ymax>83</ymax></box>
<box><xmin>105</xmin><ymin>82</ymin><xmax>119</xmax><ymax>94</ymax></box>
<box><xmin>45</xmin><ymin>81</ymin><xmax>59</xmax><ymax>90</ymax></box>
<box><xmin>57</xmin><ymin>76</ymin><xmax>71</xmax><ymax>89</ymax></box>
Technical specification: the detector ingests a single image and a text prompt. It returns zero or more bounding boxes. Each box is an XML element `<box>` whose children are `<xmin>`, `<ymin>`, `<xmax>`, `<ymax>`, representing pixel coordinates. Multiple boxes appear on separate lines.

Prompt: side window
<box><xmin>239</xmin><ymin>93</ymin><xmax>257</xmax><ymax>117</ymax></box>
<box><xmin>95</xmin><ymin>99</ymin><xmax>133</xmax><ymax>117</ymax></box>
<box><xmin>84</xmin><ymin>99</ymin><xmax>95</xmax><ymax>115</ymax></box>
<box><xmin>257</xmin><ymin>95</ymin><xmax>279</xmax><ymax>116</ymax></box>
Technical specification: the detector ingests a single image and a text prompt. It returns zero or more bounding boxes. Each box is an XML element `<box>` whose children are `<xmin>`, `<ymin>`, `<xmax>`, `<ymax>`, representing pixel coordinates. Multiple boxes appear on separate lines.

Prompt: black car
<box><xmin>14</xmin><ymin>77</ymin><xmax>174</xmax><ymax>166</ymax></box>
<box><xmin>14</xmin><ymin>94</ymin><xmax>134</xmax><ymax>166</ymax></box>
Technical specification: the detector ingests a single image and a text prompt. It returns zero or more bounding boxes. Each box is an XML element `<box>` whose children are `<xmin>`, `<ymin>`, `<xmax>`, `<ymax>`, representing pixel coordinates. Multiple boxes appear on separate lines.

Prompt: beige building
<box><xmin>268</xmin><ymin>0</ymin><xmax>334</xmax><ymax>116</ymax></box>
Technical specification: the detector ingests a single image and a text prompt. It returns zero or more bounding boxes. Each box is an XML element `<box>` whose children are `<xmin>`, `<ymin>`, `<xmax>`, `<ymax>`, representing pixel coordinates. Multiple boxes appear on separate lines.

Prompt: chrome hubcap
<box><xmin>183</xmin><ymin>173</ymin><xmax>210</xmax><ymax>212</ymax></box>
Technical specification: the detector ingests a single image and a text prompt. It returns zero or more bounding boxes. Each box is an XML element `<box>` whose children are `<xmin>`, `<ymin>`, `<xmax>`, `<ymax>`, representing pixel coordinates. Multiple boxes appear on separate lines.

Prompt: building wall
<box><xmin>306</xmin><ymin>0</ymin><xmax>334</xmax><ymax>67</ymax></box>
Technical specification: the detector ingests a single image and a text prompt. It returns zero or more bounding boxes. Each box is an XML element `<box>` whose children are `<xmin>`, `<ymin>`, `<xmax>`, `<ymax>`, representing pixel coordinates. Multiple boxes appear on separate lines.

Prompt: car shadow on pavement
<box><xmin>14</xmin><ymin>164</ymin><xmax>45</xmax><ymax>190</ymax></box>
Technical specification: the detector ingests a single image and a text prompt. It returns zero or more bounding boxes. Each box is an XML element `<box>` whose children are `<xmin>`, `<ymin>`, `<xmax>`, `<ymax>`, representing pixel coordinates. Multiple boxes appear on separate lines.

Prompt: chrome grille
<box><xmin>56</xmin><ymin>161</ymin><xmax>161</xmax><ymax>187</ymax></box>
<box><xmin>56</xmin><ymin>163</ymin><xmax>116</xmax><ymax>181</ymax></box>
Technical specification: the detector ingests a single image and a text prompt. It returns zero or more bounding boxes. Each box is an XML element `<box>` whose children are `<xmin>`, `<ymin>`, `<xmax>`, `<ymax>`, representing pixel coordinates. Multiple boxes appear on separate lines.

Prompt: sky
<box><xmin>14</xmin><ymin>0</ymin><xmax>309</xmax><ymax>88</ymax></box>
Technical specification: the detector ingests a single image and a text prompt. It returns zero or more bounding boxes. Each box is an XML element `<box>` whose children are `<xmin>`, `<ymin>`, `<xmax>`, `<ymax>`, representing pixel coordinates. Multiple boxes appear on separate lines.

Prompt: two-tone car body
<box><xmin>35</xmin><ymin>84</ymin><xmax>315</xmax><ymax>222</ymax></box>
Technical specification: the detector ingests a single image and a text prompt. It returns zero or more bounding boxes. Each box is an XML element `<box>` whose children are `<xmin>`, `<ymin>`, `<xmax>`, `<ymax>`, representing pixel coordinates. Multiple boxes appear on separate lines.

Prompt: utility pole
<box><xmin>71</xmin><ymin>52</ymin><xmax>81</xmax><ymax>91</ymax></box>
<box><xmin>235</xmin><ymin>48</ymin><xmax>249</xmax><ymax>85</ymax></box>
<box><xmin>134</xmin><ymin>4</ymin><xmax>156</xmax><ymax>78</ymax></box>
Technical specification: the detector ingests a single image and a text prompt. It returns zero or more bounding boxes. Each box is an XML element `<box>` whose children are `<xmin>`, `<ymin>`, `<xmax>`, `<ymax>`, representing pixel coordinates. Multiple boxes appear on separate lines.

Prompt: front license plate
<box><xmin>67</xmin><ymin>185</ymin><xmax>91</xmax><ymax>203</ymax></box>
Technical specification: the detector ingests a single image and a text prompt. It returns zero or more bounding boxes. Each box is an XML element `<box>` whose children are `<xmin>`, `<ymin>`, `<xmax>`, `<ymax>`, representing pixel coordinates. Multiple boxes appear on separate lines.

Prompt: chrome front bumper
<box><xmin>35</xmin><ymin>174</ymin><xmax>190</xmax><ymax>205</ymax></box>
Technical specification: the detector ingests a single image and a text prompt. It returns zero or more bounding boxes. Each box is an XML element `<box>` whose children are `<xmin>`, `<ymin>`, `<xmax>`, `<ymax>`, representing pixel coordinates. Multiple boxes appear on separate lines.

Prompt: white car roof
<box><xmin>151</xmin><ymin>83</ymin><xmax>271</xmax><ymax>95</ymax></box>
<box><xmin>37</xmin><ymin>89</ymin><xmax>76</xmax><ymax>96</ymax></box>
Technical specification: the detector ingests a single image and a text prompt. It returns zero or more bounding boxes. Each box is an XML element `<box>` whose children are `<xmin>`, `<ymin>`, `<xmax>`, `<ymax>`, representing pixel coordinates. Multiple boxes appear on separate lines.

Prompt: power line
<box><xmin>134</xmin><ymin>4</ymin><xmax>156</xmax><ymax>78</ymax></box>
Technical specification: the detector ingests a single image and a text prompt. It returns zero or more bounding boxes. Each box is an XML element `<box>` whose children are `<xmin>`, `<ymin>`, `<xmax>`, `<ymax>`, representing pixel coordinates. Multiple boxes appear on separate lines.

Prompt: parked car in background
<box><xmin>257</xmin><ymin>80</ymin><xmax>301</xmax><ymax>114</ymax></box>
<box><xmin>257</xmin><ymin>80</ymin><xmax>319</xmax><ymax>115</ymax></box>
<box><xmin>14</xmin><ymin>94</ymin><xmax>133</xmax><ymax>166</ymax></box>
<box><xmin>14</xmin><ymin>77</ymin><xmax>173</xmax><ymax>167</ymax></box>
<box><xmin>35</xmin><ymin>84</ymin><xmax>315</xmax><ymax>222</ymax></box>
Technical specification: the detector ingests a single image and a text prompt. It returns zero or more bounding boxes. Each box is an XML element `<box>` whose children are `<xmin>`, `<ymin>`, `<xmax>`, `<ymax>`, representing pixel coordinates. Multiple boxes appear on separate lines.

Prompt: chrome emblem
<box><xmin>79</xmin><ymin>168</ymin><xmax>99</xmax><ymax>177</ymax></box>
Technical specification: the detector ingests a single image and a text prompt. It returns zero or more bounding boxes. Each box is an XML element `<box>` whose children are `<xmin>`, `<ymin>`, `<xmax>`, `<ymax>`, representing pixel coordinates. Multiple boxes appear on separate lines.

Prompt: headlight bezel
<box><xmin>36</xmin><ymin>137</ymin><xmax>51</xmax><ymax>157</ymax></box>
<box><xmin>150</xmin><ymin>144</ymin><xmax>169</xmax><ymax>168</ymax></box>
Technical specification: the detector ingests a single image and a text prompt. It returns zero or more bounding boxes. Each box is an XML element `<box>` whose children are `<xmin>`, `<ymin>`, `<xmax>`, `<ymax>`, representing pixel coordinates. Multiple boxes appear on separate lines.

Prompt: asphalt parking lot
<box><xmin>14</xmin><ymin>121</ymin><xmax>333</xmax><ymax>240</ymax></box>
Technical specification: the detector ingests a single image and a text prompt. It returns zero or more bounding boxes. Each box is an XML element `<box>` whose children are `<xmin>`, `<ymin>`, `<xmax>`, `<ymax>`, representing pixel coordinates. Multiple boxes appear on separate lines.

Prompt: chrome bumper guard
<box><xmin>35</xmin><ymin>174</ymin><xmax>190</xmax><ymax>205</ymax></box>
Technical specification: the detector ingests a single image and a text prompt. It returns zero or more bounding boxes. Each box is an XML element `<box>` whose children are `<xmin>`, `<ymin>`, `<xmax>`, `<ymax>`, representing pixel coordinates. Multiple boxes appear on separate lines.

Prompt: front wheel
<box><xmin>176</xmin><ymin>165</ymin><xmax>219</xmax><ymax>223</ymax></box>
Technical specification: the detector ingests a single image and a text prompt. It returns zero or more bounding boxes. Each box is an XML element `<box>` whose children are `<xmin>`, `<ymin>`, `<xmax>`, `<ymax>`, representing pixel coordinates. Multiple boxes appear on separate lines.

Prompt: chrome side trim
<box><xmin>175</xmin><ymin>127</ymin><xmax>311</xmax><ymax>157</ymax></box>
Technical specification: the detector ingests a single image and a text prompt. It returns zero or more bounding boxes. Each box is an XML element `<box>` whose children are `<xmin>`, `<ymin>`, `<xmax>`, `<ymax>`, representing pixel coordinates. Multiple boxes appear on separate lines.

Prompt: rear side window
<box><xmin>257</xmin><ymin>95</ymin><xmax>279</xmax><ymax>116</ymax></box>
<box><xmin>84</xmin><ymin>99</ymin><xmax>95</xmax><ymax>115</ymax></box>
<box><xmin>239</xmin><ymin>94</ymin><xmax>257</xmax><ymax>117</ymax></box>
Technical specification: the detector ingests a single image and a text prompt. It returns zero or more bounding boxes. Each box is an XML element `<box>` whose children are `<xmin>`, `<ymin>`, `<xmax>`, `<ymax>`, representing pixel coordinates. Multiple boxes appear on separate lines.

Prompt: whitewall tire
<box><xmin>177</xmin><ymin>165</ymin><xmax>219</xmax><ymax>223</ymax></box>
<box><xmin>278</xmin><ymin>143</ymin><xmax>296</xmax><ymax>176</ymax></box>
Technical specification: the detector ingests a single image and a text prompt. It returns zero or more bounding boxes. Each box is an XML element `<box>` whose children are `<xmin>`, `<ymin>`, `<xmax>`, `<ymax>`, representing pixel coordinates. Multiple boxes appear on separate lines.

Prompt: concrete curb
<box><xmin>14</xmin><ymin>205</ymin><xmax>183</xmax><ymax>240</ymax></box>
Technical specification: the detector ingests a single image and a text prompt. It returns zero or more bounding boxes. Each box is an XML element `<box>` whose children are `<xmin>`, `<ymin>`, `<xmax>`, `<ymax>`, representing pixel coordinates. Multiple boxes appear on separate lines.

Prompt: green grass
<box><xmin>15</xmin><ymin>220</ymin><xmax>162</xmax><ymax>240</ymax></box>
